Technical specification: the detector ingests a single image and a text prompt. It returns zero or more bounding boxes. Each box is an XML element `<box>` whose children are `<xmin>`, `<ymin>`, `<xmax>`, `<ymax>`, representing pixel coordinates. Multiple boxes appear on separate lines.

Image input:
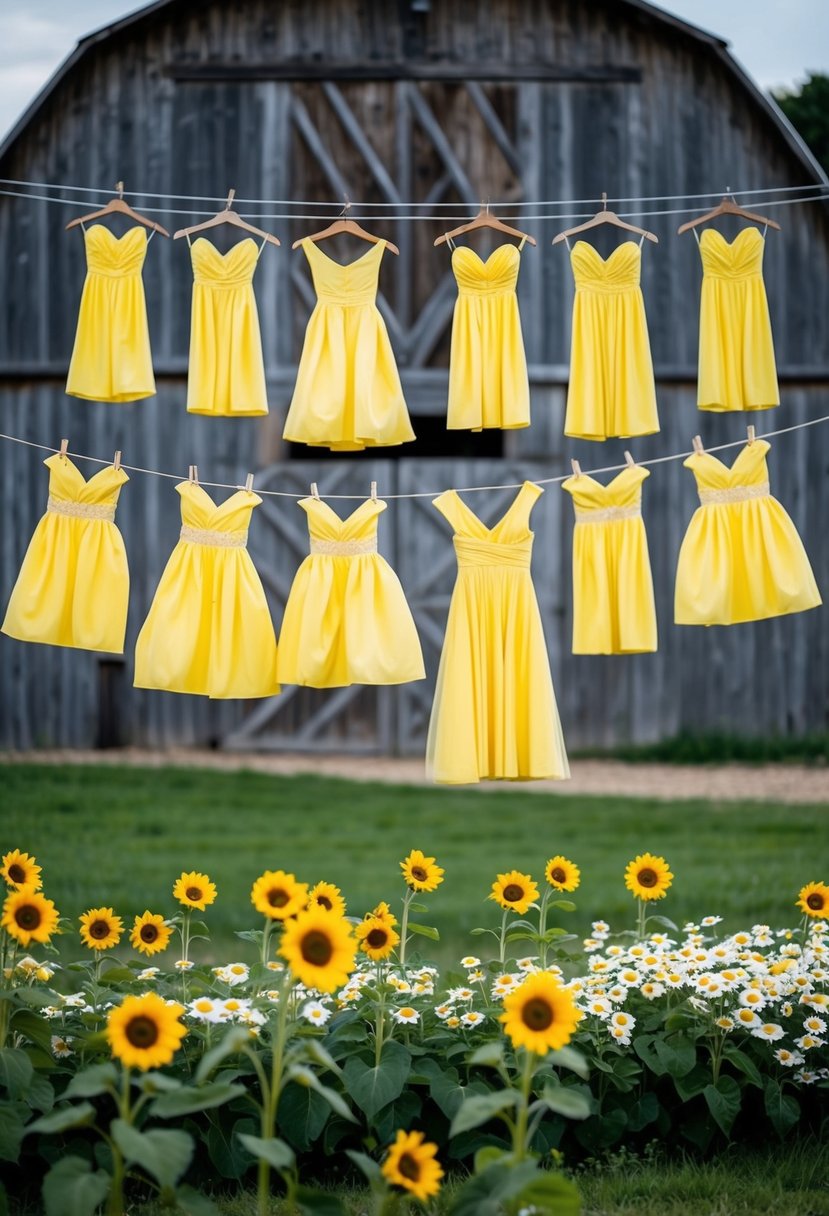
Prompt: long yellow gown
<box><xmin>675</xmin><ymin>440</ymin><xmax>820</xmax><ymax>625</ymax></box>
<box><xmin>134</xmin><ymin>483</ymin><xmax>279</xmax><ymax>698</ymax></box>
<box><xmin>2</xmin><ymin>455</ymin><xmax>129</xmax><ymax>652</ymax></box>
<box><xmin>426</xmin><ymin>482</ymin><xmax>570</xmax><ymax>784</ymax></box>
<box><xmin>564</xmin><ymin>240</ymin><xmax>659</xmax><ymax>441</ymax></box>
<box><xmin>66</xmin><ymin>225</ymin><xmax>155</xmax><ymax>402</ymax></box>
<box><xmin>277</xmin><ymin>497</ymin><xmax>425</xmax><ymax>687</ymax></box>
<box><xmin>446</xmin><ymin>243</ymin><xmax>530</xmax><ymax>430</ymax></box>
<box><xmin>562</xmin><ymin>466</ymin><xmax>657</xmax><ymax>654</ymax></box>
<box><xmin>283</xmin><ymin>239</ymin><xmax>414</xmax><ymax>450</ymax></box>
<box><xmin>696</xmin><ymin>227</ymin><xmax>779</xmax><ymax>411</ymax></box>
<box><xmin>186</xmin><ymin>237</ymin><xmax>269</xmax><ymax>416</ymax></box>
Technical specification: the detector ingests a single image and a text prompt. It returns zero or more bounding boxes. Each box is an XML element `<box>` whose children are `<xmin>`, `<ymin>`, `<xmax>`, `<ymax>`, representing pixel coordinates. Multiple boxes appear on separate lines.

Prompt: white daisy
<box><xmin>751</xmin><ymin>1023</ymin><xmax>785</xmax><ymax>1042</ymax></box>
<box><xmin>302</xmin><ymin>1001</ymin><xmax>332</xmax><ymax>1026</ymax></box>
<box><xmin>461</xmin><ymin>1011</ymin><xmax>485</xmax><ymax>1027</ymax></box>
<box><xmin>51</xmin><ymin>1035</ymin><xmax>73</xmax><ymax>1058</ymax></box>
<box><xmin>393</xmin><ymin>1006</ymin><xmax>420</xmax><ymax>1025</ymax></box>
<box><xmin>774</xmin><ymin>1048</ymin><xmax>804</xmax><ymax>1067</ymax></box>
<box><xmin>460</xmin><ymin>956</ymin><xmax>481</xmax><ymax>968</ymax></box>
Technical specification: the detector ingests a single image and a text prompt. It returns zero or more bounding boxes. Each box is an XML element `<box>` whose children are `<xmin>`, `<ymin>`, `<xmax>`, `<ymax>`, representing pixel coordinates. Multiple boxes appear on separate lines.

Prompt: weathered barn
<box><xmin>0</xmin><ymin>0</ymin><xmax>827</xmax><ymax>754</ymax></box>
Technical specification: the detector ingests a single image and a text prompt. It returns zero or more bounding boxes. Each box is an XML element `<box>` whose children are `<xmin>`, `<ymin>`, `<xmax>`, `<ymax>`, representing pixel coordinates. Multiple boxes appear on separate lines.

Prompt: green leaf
<box><xmin>137</xmin><ymin>1072</ymin><xmax>183</xmax><ymax>1095</ymax></box>
<box><xmin>111</xmin><ymin>1120</ymin><xmax>194</xmax><ymax>1189</ymax></box>
<box><xmin>722</xmin><ymin>1042</ymin><xmax>763</xmax><ymax>1088</ymax></box>
<box><xmin>195</xmin><ymin>1027</ymin><xmax>251</xmax><ymax>1083</ymax></box>
<box><xmin>63</xmin><ymin>1063</ymin><xmax>117</xmax><ymax>1099</ymax></box>
<box><xmin>234</xmin><ymin>929</ymin><xmax>264</xmax><ymax>943</ymax></box>
<box><xmin>546</xmin><ymin>1045</ymin><xmax>590</xmax><ymax>1079</ymax></box>
<box><xmin>11</xmin><ymin>987</ymin><xmax>59</xmax><ymax>1009</ymax></box>
<box><xmin>26</xmin><ymin>1103</ymin><xmax>96</xmax><ymax>1135</ymax></box>
<box><xmin>673</xmin><ymin>1062</ymin><xmax>710</xmax><ymax>1101</ymax></box>
<box><xmin>647</xmin><ymin>914</ymin><xmax>678</xmax><ymax>931</ymax></box>
<box><xmin>406</xmin><ymin>922</ymin><xmax>440</xmax><ymax>941</ymax></box>
<box><xmin>703</xmin><ymin>1075</ymin><xmax>742</xmax><ymax>1137</ymax></box>
<box><xmin>174</xmin><ymin>1185</ymin><xmax>223</xmax><ymax>1216</ymax></box>
<box><xmin>653</xmin><ymin>1034</ymin><xmax>697</xmax><ymax>1079</ymax></box>
<box><xmin>293</xmin><ymin>1187</ymin><xmax>349</xmax><ymax>1216</ymax></box>
<box><xmin>533</xmin><ymin>1083</ymin><xmax>591</xmax><ymax>1121</ymax></box>
<box><xmin>764</xmin><ymin>1077</ymin><xmax>800</xmax><ymax>1138</ymax></box>
<box><xmin>342</xmin><ymin>1041</ymin><xmax>411</xmax><ymax>1121</ymax></box>
<box><xmin>150</xmin><ymin>1081</ymin><xmax>246</xmax><ymax>1118</ymax></box>
<box><xmin>449</xmin><ymin>1089</ymin><xmax>519</xmax><ymax>1137</ymax></box>
<box><xmin>626</xmin><ymin>1091</ymin><xmax>661</xmax><ymax>1132</ymax></box>
<box><xmin>449</xmin><ymin>1161</ymin><xmax>541</xmax><ymax>1216</ymax></box>
<box><xmin>345</xmin><ymin>1148</ymin><xmax>383</xmax><ymax>1184</ymax></box>
<box><xmin>207</xmin><ymin>1117</ymin><xmax>257</xmax><ymax>1180</ymax></box>
<box><xmin>468</xmin><ymin>1041</ymin><xmax>505</xmax><ymax>1069</ymax></box>
<box><xmin>300</xmin><ymin>1037</ymin><xmax>345</xmax><ymax>1080</ymax></box>
<box><xmin>416</xmin><ymin>1058</ymin><xmax>488</xmax><ymax>1120</ymax></box>
<box><xmin>408</xmin><ymin>901</ymin><xmax>429</xmax><ymax>914</ymax></box>
<box><xmin>286</xmin><ymin>1065</ymin><xmax>356</xmax><ymax>1123</ymax></box>
<box><xmin>0</xmin><ymin>1048</ymin><xmax>33</xmax><ymax>1099</ymax></box>
<box><xmin>42</xmin><ymin>1157</ymin><xmax>111</xmax><ymax>1216</ymax></box>
<box><xmin>468</xmin><ymin>928</ymin><xmax>491</xmax><ymax>936</ymax></box>
<box><xmin>505</xmin><ymin>931</ymin><xmax>539</xmax><ymax>945</ymax></box>
<box><xmin>277</xmin><ymin>1084</ymin><xmax>330</xmax><ymax>1152</ymax></box>
<box><xmin>0</xmin><ymin>1104</ymin><xmax>24</xmax><ymax>1163</ymax></box>
<box><xmin>237</xmin><ymin>1133</ymin><xmax>295</xmax><ymax>1170</ymax></box>
<box><xmin>9</xmin><ymin>1009</ymin><xmax>54</xmax><ymax>1054</ymax></box>
<box><xmin>549</xmin><ymin>899</ymin><xmax>577</xmax><ymax>912</ymax></box>
<box><xmin>24</xmin><ymin>1073</ymin><xmax>55</xmax><ymax>1113</ymax></box>
<box><xmin>514</xmin><ymin>1170</ymin><xmax>581</xmax><ymax>1214</ymax></box>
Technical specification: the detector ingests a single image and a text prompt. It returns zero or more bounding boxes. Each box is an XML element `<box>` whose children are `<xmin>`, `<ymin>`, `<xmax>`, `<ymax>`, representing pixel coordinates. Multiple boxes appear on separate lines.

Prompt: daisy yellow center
<box><xmin>550</xmin><ymin>867</ymin><xmax>565</xmax><ymax>883</ymax></box>
<box><xmin>398</xmin><ymin>1153</ymin><xmax>421</xmax><ymax>1182</ymax></box>
<box><xmin>140</xmin><ymin>924</ymin><xmax>159</xmax><ymax>943</ymax></box>
<box><xmin>301</xmin><ymin>930</ymin><xmax>333</xmax><ymax>967</ymax></box>
<box><xmin>411</xmin><ymin>866</ymin><xmax>427</xmax><ymax>882</ymax></box>
<box><xmin>186</xmin><ymin>887</ymin><xmax>202</xmax><ymax>902</ymax></box>
<box><xmin>316</xmin><ymin>895</ymin><xmax>332</xmax><ymax>910</ymax></box>
<box><xmin>807</xmin><ymin>893</ymin><xmax>825</xmax><ymax>910</ymax></box>
<box><xmin>267</xmin><ymin>888</ymin><xmax>289</xmax><ymax>908</ymax></box>
<box><xmin>367</xmin><ymin>928</ymin><xmax>388</xmax><ymax>949</ymax></box>
<box><xmin>89</xmin><ymin>920</ymin><xmax>110</xmax><ymax>940</ymax></box>
<box><xmin>15</xmin><ymin>905</ymin><xmax>40</xmax><ymax>930</ymax></box>
<box><xmin>522</xmin><ymin>997</ymin><xmax>554</xmax><ymax>1030</ymax></box>
<box><xmin>7</xmin><ymin>864</ymin><xmax>25</xmax><ymax>884</ymax></box>
<box><xmin>125</xmin><ymin>1016</ymin><xmax>159</xmax><ymax>1048</ymax></box>
<box><xmin>503</xmin><ymin>884</ymin><xmax>525</xmax><ymax>902</ymax></box>
<box><xmin>637</xmin><ymin>868</ymin><xmax>658</xmax><ymax>888</ymax></box>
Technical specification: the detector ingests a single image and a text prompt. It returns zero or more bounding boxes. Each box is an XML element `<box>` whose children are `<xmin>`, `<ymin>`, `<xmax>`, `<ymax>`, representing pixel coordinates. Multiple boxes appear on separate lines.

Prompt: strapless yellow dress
<box><xmin>564</xmin><ymin>240</ymin><xmax>659</xmax><ymax>441</ymax></box>
<box><xmin>447</xmin><ymin>243</ymin><xmax>530</xmax><ymax>430</ymax></box>
<box><xmin>66</xmin><ymin>225</ymin><xmax>155</xmax><ymax>402</ymax></box>
<box><xmin>2</xmin><ymin>455</ymin><xmax>129</xmax><ymax>652</ymax></box>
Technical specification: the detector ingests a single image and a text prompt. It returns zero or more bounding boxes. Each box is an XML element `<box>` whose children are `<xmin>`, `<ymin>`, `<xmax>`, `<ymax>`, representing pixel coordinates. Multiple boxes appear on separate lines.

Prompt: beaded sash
<box><xmin>47</xmin><ymin>495</ymin><xmax>116</xmax><ymax>522</ymax></box>
<box><xmin>180</xmin><ymin>525</ymin><xmax>248</xmax><ymax>548</ymax></box>
<box><xmin>574</xmin><ymin>504</ymin><xmax>641</xmax><ymax>524</ymax></box>
<box><xmin>309</xmin><ymin>536</ymin><xmax>378</xmax><ymax>557</ymax></box>
<box><xmin>698</xmin><ymin>482</ymin><xmax>770</xmax><ymax>506</ymax></box>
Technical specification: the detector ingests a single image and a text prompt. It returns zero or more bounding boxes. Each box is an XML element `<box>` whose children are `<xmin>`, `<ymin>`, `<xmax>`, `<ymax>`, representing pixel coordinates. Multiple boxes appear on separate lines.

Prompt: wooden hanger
<box><xmin>292</xmin><ymin>199</ymin><xmax>399</xmax><ymax>255</ymax></box>
<box><xmin>552</xmin><ymin>192</ymin><xmax>658</xmax><ymax>246</ymax></box>
<box><xmin>677</xmin><ymin>192</ymin><xmax>780</xmax><ymax>236</ymax></box>
<box><xmin>173</xmin><ymin>189</ymin><xmax>280</xmax><ymax>246</ymax></box>
<box><xmin>65</xmin><ymin>181</ymin><xmax>170</xmax><ymax>236</ymax></box>
<box><xmin>434</xmin><ymin>201</ymin><xmax>536</xmax><ymax>248</ymax></box>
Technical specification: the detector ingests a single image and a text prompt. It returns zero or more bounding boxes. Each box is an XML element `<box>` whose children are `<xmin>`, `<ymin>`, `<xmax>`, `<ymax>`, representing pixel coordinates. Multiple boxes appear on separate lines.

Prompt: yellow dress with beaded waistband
<box><xmin>562</xmin><ymin>465</ymin><xmax>657</xmax><ymax>654</ymax></box>
<box><xmin>675</xmin><ymin>439</ymin><xmax>820</xmax><ymax>624</ymax></box>
<box><xmin>426</xmin><ymin>482</ymin><xmax>569</xmax><ymax>784</ymax></box>
<box><xmin>2</xmin><ymin>454</ymin><xmax>129</xmax><ymax>652</ymax></box>
<box><xmin>277</xmin><ymin>497</ymin><xmax>424</xmax><ymax>687</ymax></box>
<box><xmin>134</xmin><ymin>483</ymin><xmax>279</xmax><ymax>697</ymax></box>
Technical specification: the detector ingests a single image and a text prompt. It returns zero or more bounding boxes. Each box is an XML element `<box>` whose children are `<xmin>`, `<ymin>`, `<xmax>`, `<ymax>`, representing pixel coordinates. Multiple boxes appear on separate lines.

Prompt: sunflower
<box><xmin>1</xmin><ymin>885</ymin><xmax>59</xmax><ymax>947</ymax></box>
<box><xmin>78</xmin><ymin>907</ymin><xmax>123</xmax><ymax>951</ymax></box>
<box><xmin>1</xmin><ymin>850</ymin><xmax>42</xmax><ymax>891</ymax></box>
<box><xmin>130</xmin><ymin>911</ymin><xmax>173</xmax><ymax>957</ymax></box>
<box><xmin>797</xmin><ymin>881</ymin><xmax>829</xmax><ymax>920</ymax></box>
<box><xmin>381</xmin><ymin>1129</ymin><xmax>443</xmax><ymax>1201</ymax></box>
<box><xmin>107</xmin><ymin>992</ymin><xmax>187</xmax><ymax>1071</ymax></box>
<box><xmin>624</xmin><ymin>854</ymin><xmax>673</xmax><ymax>901</ymax></box>
<box><xmin>173</xmin><ymin>871</ymin><xmax>217</xmax><ymax>911</ymax></box>
<box><xmin>250</xmin><ymin>870</ymin><xmax>308</xmax><ymax>921</ymax></box>
<box><xmin>307</xmin><ymin>880</ymin><xmax>346</xmax><ymax>917</ymax></box>
<box><xmin>279</xmin><ymin>907</ymin><xmax>356</xmax><ymax>993</ymax></box>
<box><xmin>400</xmin><ymin>850</ymin><xmax>444</xmax><ymax>893</ymax></box>
<box><xmin>356</xmin><ymin>915</ymin><xmax>400</xmax><ymax>961</ymax></box>
<box><xmin>489</xmin><ymin>871</ymin><xmax>539</xmax><ymax>915</ymax></box>
<box><xmin>545</xmin><ymin>855</ymin><xmax>581</xmax><ymax>893</ymax></box>
<box><xmin>371</xmin><ymin>900</ymin><xmax>398</xmax><ymax>927</ymax></box>
<box><xmin>500</xmin><ymin>971</ymin><xmax>581</xmax><ymax>1055</ymax></box>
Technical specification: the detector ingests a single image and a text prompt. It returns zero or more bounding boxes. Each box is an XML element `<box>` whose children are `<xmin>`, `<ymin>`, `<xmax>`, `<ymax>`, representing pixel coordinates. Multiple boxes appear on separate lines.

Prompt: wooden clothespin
<box><xmin>624</xmin><ymin>450</ymin><xmax>636</xmax><ymax>467</ymax></box>
<box><xmin>113</xmin><ymin>450</ymin><xmax>122</xmax><ymax>471</ymax></box>
<box><xmin>244</xmin><ymin>473</ymin><xmax>254</xmax><ymax>493</ymax></box>
<box><xmin>311</xmin><ymin>482</ymin><xmax>320</xmax><ymax>500</ymax></box>
<box><xmin>370</xmin><ymin>480</ymin><xmax>378</xmax><ymax>502</ymax></box>
<box><xmin>570</xmin><ymin>458</ymin><xmax>582</xmax><ymax>478</ymax></box>
<box><xmin>692</xmin><ymin>435</ymin><xmax>705</xmax><ymax>455</ymax></box>
<box><xmin>59</xmin><ymin>438</ymin><xmax>69</xmax><ymax>462</ymax></box>
<box><xmin>226</xmin><ymin>188</ymin><xmax>236</xmax><ymax>210</ymax></box>
<box><xmin>746</xmin><ymin>425</ymin><xmax>756</xmax><ymax>445</ymax></box>
<box><xmin>188</xmin><ymin>464</ymin><xmax>200</xmax><ymax>484</ymax></box>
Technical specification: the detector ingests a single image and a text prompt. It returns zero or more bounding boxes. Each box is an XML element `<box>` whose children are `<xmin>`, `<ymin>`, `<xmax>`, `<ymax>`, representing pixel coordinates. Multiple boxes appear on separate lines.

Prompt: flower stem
<box><xmin>107</xmin><ymin>1068</ymin><xmax>131</xmax><ymax>1216</ymax></box>
<box><xmin>636</xmin><ymin>900</ymin><xmax>647</xmax><ymax>943</ymax></box>
<box><xmin>512</xmin><ymin>1049</ymin><xmax>536</xmax><ymax>1162</ymax></box>
<box><xmin>399</xmin><ymin>889</ymin><xmax>414</xmax><ymax>975</ymax></box>
<box><xmin>257</xmin><ymin>973</ymin><xmax>294</xmax><ymax>1216</ymax></box>
<box><xmin>538</xmin><ymin>889</ymin><xmax>550</xmax><ymax>969</ymax></box>
<box><xmin>499</xmin><ymin>911</ymin><xmax>509</xmax><ymax>966</ymax></box>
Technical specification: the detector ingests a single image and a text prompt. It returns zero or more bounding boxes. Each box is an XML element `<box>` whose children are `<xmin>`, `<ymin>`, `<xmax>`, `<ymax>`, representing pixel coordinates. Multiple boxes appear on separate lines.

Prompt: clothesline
<box><xmin>1</xmin><ymin>414</ymin><xmax>828</xmax><ymax>500</ymax></box>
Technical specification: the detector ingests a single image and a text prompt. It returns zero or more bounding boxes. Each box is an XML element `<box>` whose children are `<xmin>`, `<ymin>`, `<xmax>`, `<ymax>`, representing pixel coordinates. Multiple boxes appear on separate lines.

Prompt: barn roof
<box><xmin>0</xmin><ymin>0</ymin><xmax>826</xmax><ymax>186</ymax></box>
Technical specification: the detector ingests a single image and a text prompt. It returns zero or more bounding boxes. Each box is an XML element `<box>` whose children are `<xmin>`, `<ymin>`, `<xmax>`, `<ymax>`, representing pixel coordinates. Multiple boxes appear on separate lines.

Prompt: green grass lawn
<box><xmin>2</xmin><ymin>762</ymin><xmax>827</xmax><ymax>963</ymax></box>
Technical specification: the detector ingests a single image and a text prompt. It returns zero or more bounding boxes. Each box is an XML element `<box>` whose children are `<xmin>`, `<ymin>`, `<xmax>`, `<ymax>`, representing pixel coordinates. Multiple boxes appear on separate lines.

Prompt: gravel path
<box><xmin>2</xmin><ymin>748</ymin><xmax>828</xmax><ymax>805</ymax></box>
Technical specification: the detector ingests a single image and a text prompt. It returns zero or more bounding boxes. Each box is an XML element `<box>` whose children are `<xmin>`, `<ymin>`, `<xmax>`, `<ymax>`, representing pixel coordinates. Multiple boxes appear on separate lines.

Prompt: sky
<box><xmin>1</xmin><ymin>0</ymin><xmax>827</xmax><ymax>142</ymax></box>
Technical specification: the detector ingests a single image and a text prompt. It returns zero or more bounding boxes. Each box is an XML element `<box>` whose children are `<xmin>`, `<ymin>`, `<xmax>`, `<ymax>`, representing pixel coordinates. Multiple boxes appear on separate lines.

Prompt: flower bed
<box><xmin>0</xmin><ymin>847</ymin><xmax>827</xmax><ymax>1215</ymax></box>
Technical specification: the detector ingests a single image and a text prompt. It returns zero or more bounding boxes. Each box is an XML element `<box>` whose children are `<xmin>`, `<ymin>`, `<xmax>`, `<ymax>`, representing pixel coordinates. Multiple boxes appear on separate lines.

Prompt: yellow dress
<box><xmin>283</xmin><ymin>239</ymin><xmax>414</xmax><ymax>450</ymax></box>
<box><xmin>564</xmin><ymin>240</ymin><xmax>659</xmax><ymax>441</ymax></box>
<box><xmin>277</xmin><ymin>497</ymin><xmax>425</xmax><ymax>687</ymax></box>
<box><xmin>562</xmin><ymin>466</ymin><xmax>657</xmax><ymax>654</ymax></box>
<box><xmin>426</xmin><ymin>482</ymin><xmax>570</xmax><ymax>784</ymax></box>
<box><xmin>66</xmin><ymin>225</ymin><xmax>155</xmax><ymax>402</ymax></box>
<box><xmin>446</xmin><ymin>242</ymin><xmax>530</xmax><ymax>430</ymax></box>
<box><xmin>186</xmin><ymin>237</ymin><xmax>268</xmax><ymax>416</ymax></box>
<box><xmin>134</xmin><ymin>483</ymin><xmax>279</xmax><ymax>698</ymax></box>
<box><xmin>675</xmin><ymin>440</ymin><xmax>820</xmax><ymax>625</ymax></box>
<box><xmin>2</xmin><ymin>455</ymin><xmax>129</xmax><ymax>652</ymax></box>
<box><xmin>696</xmin><ymin>227</ymin><xmax>779</xmax><ymax>412</ymax></box>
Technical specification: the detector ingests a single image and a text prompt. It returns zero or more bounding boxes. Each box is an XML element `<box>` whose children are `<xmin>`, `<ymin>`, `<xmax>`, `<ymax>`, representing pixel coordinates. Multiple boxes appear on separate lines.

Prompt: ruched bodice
<box><xmin>570</xmin><ymin>240</ymin><xmax>641</xmax><ymax>293</ymax></box>
<box><xmin>190</xmin><ymin>237</ymin><xmax>259</xmax><ymax>289</ymax></box>
<box><xmin>84</xmin><ymin>225</ymin><xmax>148</xmax><ymax>276</ymax></box>
<box><xmin>454</xmin><ymin>536</ymin><xmax>532</xmax><ymax>568</ymax></box>
<box><xmin>699</xmin><ymin>227</ymin><xmax>765</xmax><ymax>282</ymax></box>
<box><xmin>302</xmin><ymin>497</ymin><xmax>382</xmax><ymax>545</ymax></box>
<box><xmin>176</xmin><ymin>483</ymin><xmax>260</xmax><ymax>537</ymax></box>
<box><xmin>452</xmin><ymin>245</ymin><xmax>520</xmax><ymax>297</ymax></box>
<box><xmin>46</xmin><ymin>455</ymin><xmax>128</xmax><ymax>509</ymax></box>
<box><xmin>304</xmin><ymin>238</ymin><xmax>384</xmax><ymax>306</ymax></box>
<box><xmin>685</xmin><ymin>440</ymin><xmax>771</xmax><ymax>495</ymax></box>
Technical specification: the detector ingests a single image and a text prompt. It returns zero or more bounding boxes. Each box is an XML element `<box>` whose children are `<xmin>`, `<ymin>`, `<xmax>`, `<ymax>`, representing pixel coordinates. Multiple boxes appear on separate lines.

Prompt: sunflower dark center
<box><xmin>522</xmin><ymin>997</ymin><xmax>554</xmax><ymax>1030</ymax></box>
<box><xmin>268</xmin><ymin>888</ymin><xmax>289</xmax><ymax>908</ymax></box>
<box><xmin>503</xmin><ymin>884</ymin><xmax>524</xmax><ymax>902</ymax></box>
<box><xmin>397</xmin><ymin>1152</ymin><xmax>421</xmax><ymax>1182</ymax></box>
<box><xmin>316</xmin><ymin>895</ymin><xmax>332</xmax><ymax>910</ymax></box>
<box><xmin>301</xmin><ymin>930</ymin><xmax>333</xmax><ymax>967</ymax></box>
<box><xmin>7</xmin><ymin>864</ymin><xmax>25</xmax><ymax>884</ymax></box>
<box><xmin>638</xmin><ymin>868</ymin><xmax>658</xmax><ymax>888</ymax></box>
<box><xmin>551</xmin><ymin>867</ymin><xmax>566</xmax><ymax>884</ymax></box>
<box><xmin>140</xmin><ymin>923</ymin><xmax>159</xmax><ymax>943</ymax></box>
<box><xmin>411</xmin><ymin>866</ymin><xmax>427</xmax><ymax>882</ymax></box>
<box><xmin>366</xmin><ymin>928</ymin><xmax>388</xmax><ymax>949</ymax></box>
<box><xmin>807</xmin><ymin>893</ymin><xmax>825</xmax><ymax>910</ymax></box>
<box><xmin>15</xmin><ymin>905</ymin><xmax>40</xmax><ymax>930</ymax></box>
<box><xmin>89</xmin><ymin>920</ymin><xmax>110</xmax><ymax>940</ymax></box>
<box><xmin>125</xmin><ymin>1015</ymin><xmax>159</xmax><ymax>1048</ymax></box>
<box><xmin>185</xmin><ymin>887</ymin><xmax>202</xmax><ymax>901</ymax></box>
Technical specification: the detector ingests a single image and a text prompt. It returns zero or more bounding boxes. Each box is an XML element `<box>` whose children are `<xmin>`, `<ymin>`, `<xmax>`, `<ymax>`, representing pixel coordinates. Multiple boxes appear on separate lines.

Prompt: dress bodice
<box><xmin>433</xmin><ymin>482</ymin><xmax>542</xmax><ymax>568</ymax></box>
<box><xmin>45</xmin><ymin>455</ymin><xmax>128</xmax><ymax>506</ymax></box>
<box><xmin>300</xmin><ymin>498</ymin><xmax>385</xmax><ymax>545</ymax></box>
<box><xmin>176</xmin><ymin>482</ymin><xmax>261</xmax><ymax>533</ymax></box>
<box><xmin>699</xmin><ymin>227</ymin><xmax>765</xmax><ymax>282</ymax></box>
<box><xmin>570</xmin><ymin>240</ymin><xmax>641</xmax><ymax>293</ymax></box>
<box><xmin>451</xmin><ymin>245</ymin><xmax>520</xmax><ymax>298</ymax></box>
<box><xmin>190</xmin><ymin>238</ymin><xmax>259</xmax><ymax>289</ymax></box>
<box><xmin>684</xmin><ymin>439</ymin><xmax>771</xmax><ymax>494</ymax></box>
<box><xmin>84</xmin><ymin>225</ymin><xmax>148</xmax><ymax>277</ymax></box>
<box><xmin>562</xmin><ymin>466</ymin><xmax>648</xmax><ymax>516</ymax></box>
<box><xmin>302</xmin><ymin>239</ymin><xmax>384</xmax><ymax>306</ymax></box>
